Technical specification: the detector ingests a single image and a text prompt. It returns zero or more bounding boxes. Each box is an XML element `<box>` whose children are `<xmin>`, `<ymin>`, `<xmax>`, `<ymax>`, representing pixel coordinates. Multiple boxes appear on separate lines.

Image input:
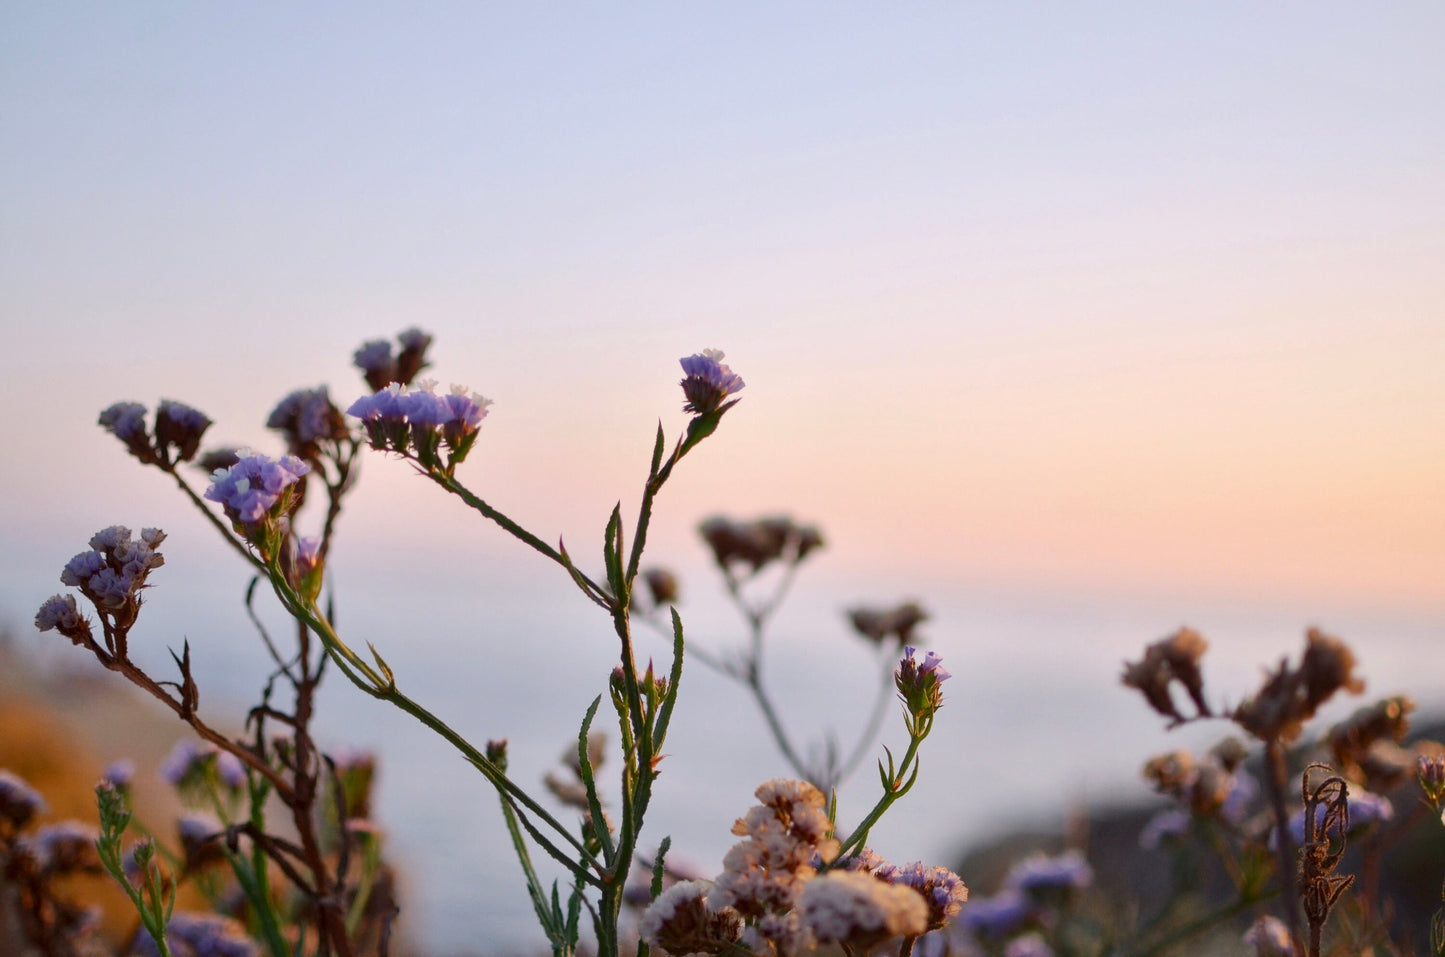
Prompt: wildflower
<box><xmin>711</xmin><ymin>779</ymin><xmax>838</xmax><ymax>941</ymax></box>
<box><xmin>849</xmin><ymin>602</ymin><xmax>928</xmax><ymax>646</ymax></box>
<box><xmin>395</xmin><ymin>327</ymin><xmax>433</xmax><ymax>384</ymax></box>
<box><xmin>1420</xmin><ymin>753</ymin><xmax>1445</xmax><ymax>807</ymax></box>
<box><xmin>154</xmin><ymin>400</ymin><xmax>212</xmax><ymax>463</ymax></box>
<box><xmin>354</xmin><ymin>339</ymin><xmax>397</xmax><ymax>390</ymax></box>
<box><xmin>102</xmin><ymin>759</ymin><xmax>135</xmax><ymax>790</ymax></box>
<box><xmin>204</xmin><ymin>452</ymin><xmax>309</xmax><ymax>548</ymax></box>
<box><xmin>196</xmin><ymin>446</ymin><xmax>242</xmax><ymax>473</ymax></box>
<box><xmin>1299</xmin><ymin>627</ymin><xmax>1364</xmax><ymax>711</ymax></box>
<box><xmin>639</xmin><ymin>881</ymin><xmax>744</xmax><ymax>956</ymax></box>
<box><xmin>1234</xmin><ymin>630</ymin><xmax>1367</xmax><ymax>743</ymax></box>
<box><xmin>0</xmin><ymin>769</ymin><xmax>48</xmax><ymax>830</ymax></box>
<box><xmin>161</xmin><ymin>740</ymin><xmax>247</xmax><ymax>793</ymax></box>
<box><xmin>680</xmin><ymin>348</ymin><xmax>744</xmax><ymax>416</ymax></box>
<box><xmin>890</xmin><ymin>862</ymin><xmax>969</xmax><ymax>931</ymax></box>
<box><xmin>1284</xmin><ymin>790</ymin><xmax>1393</xmax><ymax>847</ymax></box>
<box><xmin>960</xmin><ymin>889</ymin><xmax>1031</xmax><ymax>941</ymax></box>
<box><xmin>896</xmin><ymin>646</ymin><xmax>949</xmax><ymax>727</ymax></box>
<box><xmin>799</xmin><ymin>870</ymin><xmax>929</xmax><ymax>946</ymax></box>
<box><xmin>35</xmin><ymin>594</ymin><xmax>92</xmax><ymax>645</ymax></box>
<box><xmin>1122</xmin><ymin>628</ymin><xmax>1211</xmax><ymax>725</ymax></box>
<box><xmin>177</xmin><ymin>812</ymin><xmax>225</xmax><ymax>868</ymax></box>
<box><xmin>1243</xmin><ymin>915</ymin><xmax>1293</xmax><ymax>957</ymax></box>
<box><xmin>131</xmin><ymin>911</ymin><xmax>259</xmax><ymax>957</ymax></box>
<box><xmin>28</xmin><ymin>821</ymin><xmax>103</xmax><ymax>873</ymax></box>
<box><xmin>99</xmin><ymin>401</ymin><xmax>154</xmax><ymax>459</ymax></box>
<box><xmin>642</xmin><ymin>567</ymin><xmax>680</xmax><ymax>606</ymax></box>
<box><xmin>1139</xmin><ymin>808</ymin><xmax>1191</xmax><ymax>850</ymax></box>
<box><xmin>1005</xmin><ymin>850</ymin><xmax>1093</xmax><ymax>899</ymax></box>
<box><xmin>267</xmin><ymin>387</ymin><xmax>347</xmax><ymax>460</ymax></box>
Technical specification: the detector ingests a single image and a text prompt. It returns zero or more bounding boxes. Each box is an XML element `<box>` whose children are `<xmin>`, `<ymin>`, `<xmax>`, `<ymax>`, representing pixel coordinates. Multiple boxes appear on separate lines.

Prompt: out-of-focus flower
<box><xmin>102</xmin><ymin>759</ymin><xmax>135</xmax><ymax>790</ymax></box>
<box><xmin>1005</xmin><ymin>850</ymin><xmax>1093</xmax><ymax>896</ymax></box>
<box><xmin>680</xmin><ymin>349</ymin><xmax>744</xmax><ymax>416</ymax></box>
<box><xmin>1139</xmin><ymin>808</ymin><xmax>1192</xmax><ymax>850</ymax></box>
<box><xmin>131</xmin><ymin>911</ymin><xmax>260</xmax><ymax>957</ymax></box>
<box><xmin>155</xmin><ymin>400</ymin><xmax>212</xmax><ymax>463</ymax></box>
<box><xmin>99</xmin><ymin>401</ymin><xmax>154</xmax><ymax>460</ymax></box>
<box><xmin>1420</xmin><ymin>753</ymin><xmax>1445</xmax><ymax>807</ymax></box>
<box><xmin>177</xmin><ymin>812</ymin><xmax>225</xmax><ymax>868</ymax></box>
<box><xmin>1284</xmin><ymin>790</ymin><xmax>1394</xmax><ymax>846</ymax></box>
<box><xmin>849</xmin><ymin>602</ymin><xmax>928</xmax><ymax>646</ymax></box>
<box><xmin>1243</xmin><ymin>915</ymin><xmax>1293</xmax><ymax>957</ymax></box>
<box><xmin>960</xmin><ymin>889</ymin><xmax>1031</xmax><ymax>941</ymax></box>
<box><xmin>641</xmin><ymin>567</ymin><xmax>680</xmax><ymax>607</ymax></box>
<box><xmin>1122</xmin><ymin>628</ymin><xmax>1211</xmax><ymax>725</ymax></box>
<box><xmin>0</xmin><ymin>769</ymin><xmax>48</xmax><ymax>829</ymax></box>
<box><xmin>267</xmin><ymin>387</ymin><xmax>348</xmax><ymax>461</ymax></box>
<box><xmin>1233</xmin><ymin>629</ymin><xmax>1365</xmax><ymax>743</ymax></box>
<box><xmin>799</xmin><ymin>870</ymin><xmax>928</xmax><ymax>947</ymax></box>
<box><xmin>639</xmin><ymin>881</ymin><xmax>744</xmax><ymax>956</ymax></box>
<box><xmin>698</xmin><ymin>515</ymin><xmax>820</xmax><ymax>573</ymax></box>
<box><xmin>354</xmin><ymin>340</ymin><xmax>397</xmax><ymax>390</ymax></box>
<box><xmin>27</xmin><ymin>821</ymin><xmax>103</xmax><ymax>873</ymax></box>
<box><xmin>161</xmin><ymin>740</ymin><xmax>247</xmax><ymax>794</ymax></box>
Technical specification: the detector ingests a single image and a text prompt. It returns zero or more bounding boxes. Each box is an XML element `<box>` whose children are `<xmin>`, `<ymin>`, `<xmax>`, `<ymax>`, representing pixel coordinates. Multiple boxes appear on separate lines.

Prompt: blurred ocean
<box><xmin>3</xmin><ymin>531</ymin><xmax>1440</xmax><ymax>956</ymax></box>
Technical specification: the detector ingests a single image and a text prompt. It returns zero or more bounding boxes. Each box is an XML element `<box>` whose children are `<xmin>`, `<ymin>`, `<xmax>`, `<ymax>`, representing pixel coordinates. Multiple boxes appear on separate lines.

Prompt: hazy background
<box><xmin>2</xmin><ymin>4</ymin><xmax>1442</xmax><ymax>953</ymax></box>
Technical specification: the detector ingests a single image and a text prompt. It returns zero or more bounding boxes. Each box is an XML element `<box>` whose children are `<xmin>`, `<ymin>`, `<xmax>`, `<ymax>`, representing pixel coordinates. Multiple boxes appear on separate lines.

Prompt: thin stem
<box><xmin>1263</xmin><ymin>740</ymin><xmax>1306</xmax><ymax>957</ymax></box>
<box><xmin>164</xmin><ymin>465</ymin><xmax>267</xmax><ymax>573</ymax></box>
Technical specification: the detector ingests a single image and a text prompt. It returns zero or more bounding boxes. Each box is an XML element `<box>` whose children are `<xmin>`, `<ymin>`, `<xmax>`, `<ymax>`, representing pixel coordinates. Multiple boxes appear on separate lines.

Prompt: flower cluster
<box><xmin>0</xmin><ymin>770</ymin><xmax>48</xmax><ymax>832</ymax></box>
<box><xmin>267</xmin><ymin>386</ymin><xmax>349</xmax><ymax>462</ymax></box>
<box><xmin>347</xmin><ymin>380</ymin><xmax>492</xmax><ymax>471</ymax></box>
<box><xmin>1231</xmin><ymin>628</ymin><xmax>1365</xmax><ymax>743</ymax></box>
<box><xmin>100</xmin><ymin>399</ymin><xmax>212</xmax><ymax>467</ymax></box>
<box><xmin>132</xmin><ymin>911</ymin><xmax>259</xmax><ymax>957</ymax></box>
<box><xmin>698</xmin><ymin>515</ymin><xmax>823</xmax><ymax>574</ymax></box>
<box><xmin>204</xmin><ymin>452</ymin><xmax>309</xmax><ymax>553</ymax></box>
<box><xmin>848</xmin><ymin>602</ymin><xmax>929</xmax><ymax>647</ymax></box>
<box><xmin>680</xmin><ymin>348</ymin><xmax>745</xmax><ymax>416</ymax></box>
<box><xmin>645</xmin><ymin>781</ymin><xmax>966</xmax><ymax>957</ymax></box>
<box><xmin>1120</xmin><ymin>627</ymin><xmax>1211</xmax><ymax>726</ymax></box>
<box><xmin>353</xmin><ymin>327</ymin><xmax>433</xmax><ymax>391</ymax></box>
<box><xmin>160</xmin><ymin>739</ymin><xmax>248</xmax><ymax>794</ymax></box>
<box><xmin>895</xmin><ymin>645</ymin><xmax>950</xmax><ymax>729</ymax></box>
<box><xmin>36</xmin><ymin>525</ymin><xmax>166</xmax><ymax>640</ymax></box>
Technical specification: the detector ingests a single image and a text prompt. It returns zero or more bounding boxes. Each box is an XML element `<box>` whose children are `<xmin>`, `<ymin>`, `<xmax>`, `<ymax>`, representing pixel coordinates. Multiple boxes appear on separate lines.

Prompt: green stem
<box><xmin>833</xmin><ymin>731</ymin><xmax>924</xmax><ymax>862</ymax></box>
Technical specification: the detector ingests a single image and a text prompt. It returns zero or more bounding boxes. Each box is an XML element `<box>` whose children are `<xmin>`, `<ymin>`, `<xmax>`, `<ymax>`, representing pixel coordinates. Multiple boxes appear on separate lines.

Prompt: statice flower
<box><xmin>102</xmin><ymin>759</ymin><xmax>135</xmax><ymax>790</ymax></box>
<box><xmin>354</xmin><ymin>339</ymin><xmax>397</xmax><ymax>390</ymax></box>
<box><xmin>131</xmin><ymin>911</ymin><xmax>259</xmax><ymax>957</ymax></box>
<box><xmin>154</xmin><ymin>400</ymin><xmax>212</xmax><ymax>463</ymax></box>
<box><xmin>1421</xmin><ymin>753</ymin><xmax>1445</xmax><ymax>807</ymax></box>
<box><xmin>204</xmin><ymin>452</ymin><xmax>309</xmax><ymax>541</ymax></box>
<box><xmin>348</xmin><ymin>380</ymin><xmax>492</xmax><ymax>469</ymax></box>
<box><xmin>1138</xmin><ymin>808</ymin><xmax>1191</xmax><ymax>850</ymax></box>
<box><xmin>35</xmin><ymin>594</ymin><xmax>92</xmax><ymax>645</ymax></box>
<box><xmin>0</xmin><ymin>769</ymin><xmax>48</xmax><ymax>829</ymax></box>
<box><xmin>890</xmin><ymin>862</ymin><xmax>969</xmax><ymax>931</ymax></box>
<box><xmin>960</xmin><ymin>889</ymin><xmax>1032</xmax><ymax>942</ymax></box>
<box><xmin>896</xmin><ymin>646</ymin><xmax>950</xmax><ymax>725</ymax></box>
<box><xmin>99</xmin><ymin>401</ymin><xmax>152</xmax><ymax>458</ymax></box>
<box><xmin>680</xmin><ymin>348</ymin><xmax>744</xmax><ymax>416</ymax></box>
<box><xmin>27</xmin><ymin>821</ymin><xmax>102</xmax><ymax>873</ymax></box>
<box><xmin>799</xmin><ymin>870</ymin><xmax>928</xmax><ymax>947</ymax></box>
<box><xmin>848</xmin><ymin>602</ymin><xmax>929</xmax><ymax>646</ymax></box>
<box><xmin>161</xmin><ymin>740</ymin><xmax>248</xmax><ymax>793</ymax></box>
<box><xmin>639</xmin><ymin>881</ymin><xmax>744</xmax><ymax>957</ymax></box>
<box><xmin>267</xmin><ymin>387</ymin><xmax>347</xmax><ymax>460</ymax></box>
<box><xmin>1005</xmin><ymin>850</ymin><xmax>1093</xmax><ymax>896</ymax></box>
<box><xmin>43</xmin><ymin>526</ymin><xmax>166</xmax><ymax>636</ymax></box>
<box><xmin>1283</xmin><ymin>790</ymin><xmax>1394</xmax><ymax>846</ymax></box>
<box><xmin>710</xmin><ymin>779</ymin><xmax>839</xmax><ymax>954</ymax></box>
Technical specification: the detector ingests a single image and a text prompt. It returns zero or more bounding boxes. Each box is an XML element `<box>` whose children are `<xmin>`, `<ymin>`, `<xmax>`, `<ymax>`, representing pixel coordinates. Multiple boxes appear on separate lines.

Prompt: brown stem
<box><xmin>1263</xmin><ymin>740</ymin><xmax>1305</xmax><ymax>957</ymax></box>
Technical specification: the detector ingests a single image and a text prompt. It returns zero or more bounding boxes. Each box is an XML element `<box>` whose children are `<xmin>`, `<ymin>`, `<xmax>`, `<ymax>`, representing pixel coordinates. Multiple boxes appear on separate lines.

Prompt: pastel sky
<box><xmin>3</xmin><ymin>2</ymin><xmax>1442</xmax><ymax>616</ymax></box>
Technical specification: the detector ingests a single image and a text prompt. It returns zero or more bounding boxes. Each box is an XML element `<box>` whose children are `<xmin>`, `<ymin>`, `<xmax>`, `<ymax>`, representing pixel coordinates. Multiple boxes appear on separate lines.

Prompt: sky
<box><xmin>3</xmin><ymin>4</ymin><xmax>1443</xmax><ymax>951</ymax></box>
<box><xmin>3</xmin><ymin>3</ymin><xmax>1441</xmax><ymax>614</ymax></box>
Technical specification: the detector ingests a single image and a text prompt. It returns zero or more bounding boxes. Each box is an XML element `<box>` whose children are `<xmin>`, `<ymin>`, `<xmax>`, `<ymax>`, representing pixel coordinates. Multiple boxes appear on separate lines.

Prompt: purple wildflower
<box><xmin>896</xmin><ymin>646</ymin><xmax>950</xmax><ymax>722</ymax></box>
<box><xmin>267</xmin><ymin>387</ymin><xmax>347</xmax><ymax>459</ymax></box>
<box><xmin>398</xmin><ymin>382</ymin><xmax>452</xmax><ymax>426</ymax></box>
<box><xmin>354</xmin><ymin>339</ymin><xmax>396</xmax><ymax>390</ymax></box>
<box><xmin>204</xmin><ymin>452</ymin><xmax>309</xmax><ymax>526</ymax></box>
<box><xmin>155</xmin><ymin>400</ymin><xmax>212</xmax><ymax>463</ymax></box>
<box><xmin>960</xmin><ymin>889</ymin><xmax>1031</xmax><ymax>941</ymax></box>
<box><xmin>99</xmin><ymin>401</ymin><xmax>149</xmax><ymax>442</ymax></box>
<box><xmin>442</xmin><ymin>384</ymin><xmax>493</xmax><ymax>430</ymax></box>
<box><xmin>1138</xmin><ymin>808</ymin><xmax>1191</xmax><ymax>850</ymax></box>
<box><xmin>102</xmin><ymin>759</ymin><xmax>135</xmax><ymax>789</ymax></box>
<box><xmin>61</xmin><ymin>550</ymin><xmax>108</xmax><ymax>587</ymax></box>
<box><xmin>132</xmin><ymin>911</ymin><xmax>259</xmax><ymax>957</ymax></box>
<box><xmin>50</xmin><ymin>527</ymin><xmax>165</xmax><ymax>635</ymax></box>
<box><xmin>0</xmin><ymin>769</ymin><xmax>48</xmax><ymax>828</ymax></box>
<box><xmin>680</xmin><ymin>348</ymin><xmax>745</xmax><ymax>415</ymax></box>
<box><xmin>891</xmin><ymin>862</ymin><xmax>969</xmax><ymax>931</ymax></box>
<box><xmin>29</xmin><ymin>821</ymin><xmax>102</xmax><ymax>872</ymax></box>
<box><xmin>1005</xmin><ymin>850</ymin><xmax>1093</xmax><ymax>894</ymax></box>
